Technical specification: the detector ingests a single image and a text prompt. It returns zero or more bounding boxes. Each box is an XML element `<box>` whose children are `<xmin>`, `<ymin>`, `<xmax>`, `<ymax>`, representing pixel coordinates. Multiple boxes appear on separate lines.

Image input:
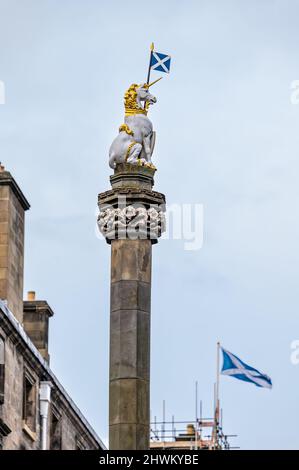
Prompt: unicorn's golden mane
<box><xmin>124</xmin><ymin>84</ymin><xmax>139</xmax><ymax>111</ymax></box>
<box><xmin>124</xmin><ymin>84</ymin><xmax>149</xmax><ymax>116</ymax></box>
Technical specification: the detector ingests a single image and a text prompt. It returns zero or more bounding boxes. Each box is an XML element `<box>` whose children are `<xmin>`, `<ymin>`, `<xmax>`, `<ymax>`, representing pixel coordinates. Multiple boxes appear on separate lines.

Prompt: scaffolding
<box><xmin>150</xmin><ymin>382</ymin><xmax>237</xmax><ymax>450</ymax></box>
<box><xmin>150</xmin><ymin>418</ymin><xmax>235</xmax><ymax>450</ymax></box>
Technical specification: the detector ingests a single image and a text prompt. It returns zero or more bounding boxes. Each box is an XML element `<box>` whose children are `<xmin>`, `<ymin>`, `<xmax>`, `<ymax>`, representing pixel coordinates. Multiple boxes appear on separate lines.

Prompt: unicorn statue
<box><xmin>109</xmin><ymin>78</ymin><xmax>161</xmax><ymax>170</ymax></box>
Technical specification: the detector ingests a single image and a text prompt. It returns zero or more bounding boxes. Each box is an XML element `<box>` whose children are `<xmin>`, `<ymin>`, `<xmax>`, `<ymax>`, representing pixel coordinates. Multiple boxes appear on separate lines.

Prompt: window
<box><xmin>50</xmin><ymin>407</ymin><xmax>62</xmax><ymax>450</ymax></box>
<box><xmin>0</xmin><ymin>337</ymin><xmax>4</xmax><ymax>404</ymax></box>
<box><xmin>22</xmin><ymin>371</ymin><xmax>37</xmax><ymax>432</ymax></box>
<box><xmin>0</xmin><ymin>418</ymin><xmax>11</xmax><ymax>450</ymax></box>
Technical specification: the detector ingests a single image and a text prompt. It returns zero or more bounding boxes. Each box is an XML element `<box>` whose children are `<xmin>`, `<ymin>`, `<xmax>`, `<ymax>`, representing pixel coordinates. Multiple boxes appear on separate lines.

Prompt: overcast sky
<box><xmin>1</xmin><ymin>0</ymin><xmax>299</xmax><ymax>449</ymax></box>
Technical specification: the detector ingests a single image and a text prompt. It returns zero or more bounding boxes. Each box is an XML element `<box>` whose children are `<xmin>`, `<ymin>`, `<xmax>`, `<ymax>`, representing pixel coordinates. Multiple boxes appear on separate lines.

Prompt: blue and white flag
<box><xmin>221</xmin><ymin>347</ymin><xmax>272</xmax><ymax>389</ymax></box>
<box><xmin>150</xmin><ymin>51</ymin><xmax>171</xmax><ymax>74</ymax></box>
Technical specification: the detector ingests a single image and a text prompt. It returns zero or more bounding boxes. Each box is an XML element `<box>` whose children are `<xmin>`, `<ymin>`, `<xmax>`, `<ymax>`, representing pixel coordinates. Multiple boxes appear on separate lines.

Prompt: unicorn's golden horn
<box><xmin>147</xmin><ymin>77</ymin><xmax>163</xmax><ymax>88</ymax></box>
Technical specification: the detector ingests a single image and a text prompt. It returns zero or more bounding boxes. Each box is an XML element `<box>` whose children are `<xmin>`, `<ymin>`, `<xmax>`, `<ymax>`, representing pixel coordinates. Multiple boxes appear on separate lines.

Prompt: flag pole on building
<box><xmin>216</xmin><ymin>341</ymin><xmax>220</xmax><ymax>422</ymax></box>
<box><xmin>213</xmin><ymin>341</ymin><xmax>221</xmax><ymax>448</ymax></box>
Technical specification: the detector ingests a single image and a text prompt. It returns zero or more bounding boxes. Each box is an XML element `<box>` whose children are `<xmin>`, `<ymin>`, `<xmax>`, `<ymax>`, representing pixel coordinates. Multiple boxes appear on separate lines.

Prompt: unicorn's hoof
<box><xmin>145</xmin><ymin>162</ymin><xmax>156</xmax><ymax>170</ymax></box>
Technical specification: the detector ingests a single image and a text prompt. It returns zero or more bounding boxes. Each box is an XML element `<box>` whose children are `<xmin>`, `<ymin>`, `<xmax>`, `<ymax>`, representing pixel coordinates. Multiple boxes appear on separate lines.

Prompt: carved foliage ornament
<box><xmin>98</xmin><ymin>206</ymin><xmax>166</xmax><ymax>240</ymax></box>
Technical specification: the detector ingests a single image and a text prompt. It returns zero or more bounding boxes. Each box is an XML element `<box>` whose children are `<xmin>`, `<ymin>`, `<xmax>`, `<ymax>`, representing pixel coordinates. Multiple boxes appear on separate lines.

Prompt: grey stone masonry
<box><xmin>0</xmin><ymin>168</ymin><xmax>30</xmax><ymax>324</ymax></box>
<box><xmin>98</xmin><ymin>163</ymin><xmax>166</xmax><ymax>450</ymax></box>
<box><xmin>23</xmin><ymin>298</ymin><xmax>54</xmax><ymax>363</ymax></box>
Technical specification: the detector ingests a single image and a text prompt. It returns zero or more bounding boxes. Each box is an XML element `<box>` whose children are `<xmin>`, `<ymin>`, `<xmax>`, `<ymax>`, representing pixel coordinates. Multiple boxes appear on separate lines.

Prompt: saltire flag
<box><xmin>150</xmin><ymin>51</ymin><xmax>171</xmax><ymax>74</ymax></box>
<box><xmin>221</xmin><ymin>347</ymin><xmax>272</xmax><ymax>389</ymax></box>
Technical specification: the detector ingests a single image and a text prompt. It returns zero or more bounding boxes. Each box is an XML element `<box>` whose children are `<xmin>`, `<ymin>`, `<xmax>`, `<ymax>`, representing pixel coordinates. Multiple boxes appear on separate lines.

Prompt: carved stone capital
<box><xmin>98</xmin><ymin>205</ymin><xmax>166</xmax><ymax>242</ymax></box>
<box><xmin>98</xmin><ymin>163</ymin><xmax>166</xmax><ymax>244</ymax></box>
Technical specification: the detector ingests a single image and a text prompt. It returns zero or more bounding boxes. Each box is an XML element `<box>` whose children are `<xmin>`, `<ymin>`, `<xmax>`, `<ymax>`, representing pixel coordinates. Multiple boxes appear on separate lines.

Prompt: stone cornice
<box><xmin>23</xmin><ymin>300</ymin><xmax>54</xmax><ymax>317</ymax></box>
<box><xmin>0</xmin><ymin>171</ymin><xmax>30</xmax><ymax>211</ymax></box>
<box><xmin>98</xmin><ymin>187</ymin><xmax>166</xmax><ymax>206</ymax></box>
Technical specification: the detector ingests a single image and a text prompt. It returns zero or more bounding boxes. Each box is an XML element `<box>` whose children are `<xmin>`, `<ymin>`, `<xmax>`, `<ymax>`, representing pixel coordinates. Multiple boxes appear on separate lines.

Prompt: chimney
<box><xmin>0</xmin><ymin>166</ymin><xmax>30</xmax><ymax>323</ymax></box>
<box><xmin>23</xmin><ymin>291</ymin><xmax>54</xmax><ymax>363</ymax></box>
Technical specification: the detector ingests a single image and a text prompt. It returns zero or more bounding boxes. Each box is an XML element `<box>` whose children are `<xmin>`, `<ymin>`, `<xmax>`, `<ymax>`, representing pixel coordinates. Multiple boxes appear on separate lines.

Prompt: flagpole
<box><xmin>214</xmin><ymin>341</ymin><xmax>220</xmax><ymax>448</ymax></box>
<box><xmin>195</xmin><ymin>380</ymin><xmax>198</xmax><ymax>450</ymax></box>
<box><xmin>146</xmin><ymin>42</ymin><xmax>154</xmax><ymax>85</ymax></box>
<box><xmin>216</xmin><ymin>341</ymin><xmax>220</xmax><ymax>422</ymax></box>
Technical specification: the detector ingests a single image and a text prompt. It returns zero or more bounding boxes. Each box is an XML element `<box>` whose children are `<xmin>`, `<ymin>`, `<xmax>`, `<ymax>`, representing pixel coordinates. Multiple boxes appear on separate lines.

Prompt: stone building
<box><xmin>0</xmin><ymin>166</ymin><xmax>105</xmax><ymax>450</ymax></box>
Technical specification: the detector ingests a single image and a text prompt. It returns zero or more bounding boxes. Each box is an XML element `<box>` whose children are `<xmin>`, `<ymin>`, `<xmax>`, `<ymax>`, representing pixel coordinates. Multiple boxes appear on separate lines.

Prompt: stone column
<box><xmin>98</xmin><ymin>163</ymin><xmax>166</xmax><ymax>450</ymax></box>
